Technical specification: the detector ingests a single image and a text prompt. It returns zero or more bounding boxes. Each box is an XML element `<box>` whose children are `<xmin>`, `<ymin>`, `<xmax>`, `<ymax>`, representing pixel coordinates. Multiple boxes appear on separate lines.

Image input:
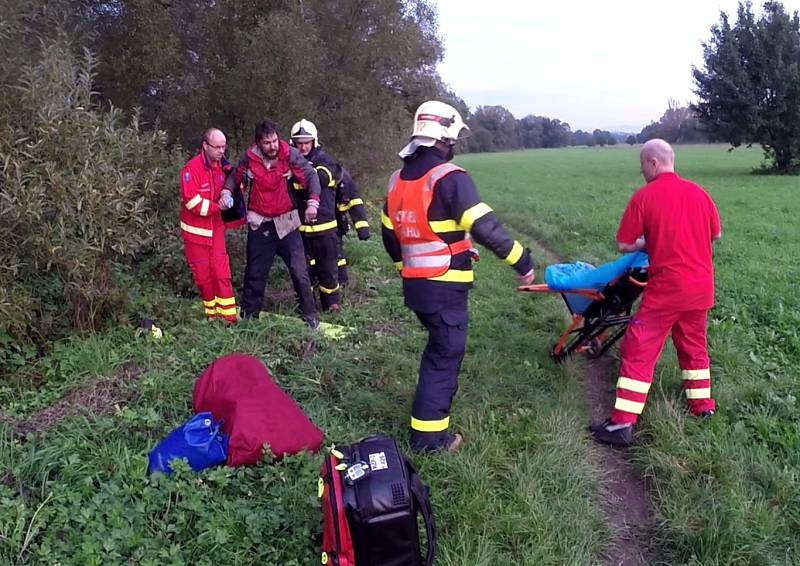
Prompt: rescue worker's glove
<box><xmin>305</xmin><ymin>199</ymin><xmax>319</xmax><ymax>222</ymax></box>
<box><xmin>219</xmin><ymin>190</ymin><xmax>234</xmax><ymax>210</ymax></box>
<box><xmin>517</xmin><ymin>269</ymin><xmax>535</xmax><ymax>286</ymax></box>
<box><xmin>356</xmin><ymin>227</ymin><xmax>371</xmax><ymax>241</ymax></box>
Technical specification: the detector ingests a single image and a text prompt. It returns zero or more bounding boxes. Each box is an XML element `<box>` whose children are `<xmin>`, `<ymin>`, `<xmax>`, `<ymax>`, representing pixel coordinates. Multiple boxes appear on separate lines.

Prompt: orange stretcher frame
<box><xmin>517</xmin><ymin>271</ymin><xmax>648</xmax><ymax>362</ymax></box>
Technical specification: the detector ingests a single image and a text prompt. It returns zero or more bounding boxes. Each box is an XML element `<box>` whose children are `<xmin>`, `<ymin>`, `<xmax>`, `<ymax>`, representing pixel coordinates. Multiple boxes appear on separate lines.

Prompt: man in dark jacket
<box><xmin>335</xmin><ymin>167</ymin><xmax>371</xmax><ymax>286</ymax></box>
<box><xmin>289</xmin><ymin>119</ymin><xmax>344</xmax><ymax>311</ymax></box>
<box><xmin>383</xmin><ymin>100</ymin><xmax>535</xmax><ymax>454</ymax></box>
<box><xmin>225</xmin><ymin>120</ymin><xmax>321</xmax><ymax>328</ymax></box>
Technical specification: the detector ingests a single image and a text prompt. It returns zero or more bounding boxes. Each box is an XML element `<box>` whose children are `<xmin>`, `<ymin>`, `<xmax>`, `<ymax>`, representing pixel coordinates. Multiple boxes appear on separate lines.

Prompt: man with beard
<box><xmin>225</xmin><ymin>120</ymin><xmax>322</xmax><ymax>328</ymax></box>
<box><xmin>382</xmin><ymin>101</ymin><xmax>535</xmax><ymax>454</ymax></box>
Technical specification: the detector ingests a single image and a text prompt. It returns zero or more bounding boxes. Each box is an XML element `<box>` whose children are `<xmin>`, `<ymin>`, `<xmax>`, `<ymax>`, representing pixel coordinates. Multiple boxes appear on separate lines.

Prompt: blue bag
<box><xmin>147</xmin><ymin>412</ymin><xmax>229</xmax><ymax>475</ymax></box>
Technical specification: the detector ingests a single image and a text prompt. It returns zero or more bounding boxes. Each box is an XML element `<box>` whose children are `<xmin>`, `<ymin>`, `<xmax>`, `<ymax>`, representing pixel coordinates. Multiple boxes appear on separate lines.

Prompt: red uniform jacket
<box><xmin>180</xmin><ymin>152</ymin><xmax>228</xmax><ymax>246</ymax></box>
<box><xmin>227</xmin><ymin>140</ymin><xmax>321</xmax><ymax>218</ymax></box>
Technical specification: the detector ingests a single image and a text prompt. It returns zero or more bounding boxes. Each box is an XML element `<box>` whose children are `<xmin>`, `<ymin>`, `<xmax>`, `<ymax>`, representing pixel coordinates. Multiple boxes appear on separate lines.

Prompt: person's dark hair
<box><xmin>254</xmin><ymin>120</ymin><xmax>279</xmax><ymax>143</ymax></box>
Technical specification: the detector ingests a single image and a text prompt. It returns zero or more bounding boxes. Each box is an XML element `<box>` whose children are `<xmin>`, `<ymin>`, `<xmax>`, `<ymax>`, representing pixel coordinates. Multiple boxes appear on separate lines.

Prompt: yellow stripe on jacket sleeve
<box><xmin>338</xmin><ymin>198</ymin><xmax>364</xmax><ymax>211</ymax></box>
<box><xmin>185</xmin><ymin>194</ymin><xmax>202</xmax><ymax>210</ymax></box>
<box><xmin>381</xmin><ymin>210</ymin><xmax>394</xmax><ymax>230</ymax></box>
<box><xmin>429</xmin><ymin>219</ymin><xmax>461</xmax><ymax>233</ymax></box>
<box><xmin>505</xmin><ymin>241</ymin><xmax>523</xmax><ymax>265</ymax></box>
<box><xmin>459</xmin><ymin>202</ymin><xmax>493</xmax><ymax>230</ymax></box>
<box><xmin>316</xmin><ymin>165</ymin><xmax>337</xmax><ymax>187</ymax></box>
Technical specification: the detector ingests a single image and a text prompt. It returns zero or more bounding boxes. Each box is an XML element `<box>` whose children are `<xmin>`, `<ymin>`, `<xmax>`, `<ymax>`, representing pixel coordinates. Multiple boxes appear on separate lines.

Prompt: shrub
<box><xmin>0</xmin><ymin>28</ymin><xmax>179</xmax><ymax>347</ymax></box>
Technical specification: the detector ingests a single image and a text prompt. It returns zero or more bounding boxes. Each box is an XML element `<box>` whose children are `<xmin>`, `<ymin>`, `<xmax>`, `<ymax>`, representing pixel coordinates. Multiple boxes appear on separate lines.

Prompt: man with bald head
<box><xmin>179</xmin><ymin>127</ymin><xmax>239</xmax><ymax>323</ymax></box>
<box><xmin>590</xmin><ymin>139</ymin><xmax>722</xmax><ymax>446</ymax></box>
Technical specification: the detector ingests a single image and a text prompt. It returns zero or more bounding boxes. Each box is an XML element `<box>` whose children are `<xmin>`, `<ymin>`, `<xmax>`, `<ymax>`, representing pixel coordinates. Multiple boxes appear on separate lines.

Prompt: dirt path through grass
<box><xmin>585</xmin><ymin>356</ymin><xmax>652</xmax><ymax>566</ymax></box>
<box><xmin>527</xmin><ymin>238</ymin><xmax>653</xmax><ymax>565</ymax></box>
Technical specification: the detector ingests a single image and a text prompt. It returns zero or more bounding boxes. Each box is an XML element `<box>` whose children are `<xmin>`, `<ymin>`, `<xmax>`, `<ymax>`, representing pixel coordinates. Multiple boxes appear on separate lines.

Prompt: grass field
<box><xmin>1</xmin><ymin>144</ymin><xmax>798</xmax><ymax>565</ymax></box>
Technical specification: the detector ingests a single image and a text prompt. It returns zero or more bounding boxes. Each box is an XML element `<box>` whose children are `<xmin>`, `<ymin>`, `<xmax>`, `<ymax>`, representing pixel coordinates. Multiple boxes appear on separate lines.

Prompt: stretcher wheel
<box><xmin>551</xmin><ymin>344</ymin><xmax>568</xmax><ymax>363</ymax></box>
<box><xmin>585</xmin><ymin>338</ymin><xmax>603</xmax><ymax>359</ymax></box>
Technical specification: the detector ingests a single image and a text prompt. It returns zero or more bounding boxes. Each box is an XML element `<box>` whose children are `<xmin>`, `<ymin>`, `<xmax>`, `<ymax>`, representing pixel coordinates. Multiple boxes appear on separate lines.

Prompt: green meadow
<box><xmin>1</xmin><ymin>145</ymin><xmax>798</xmax><ymax>565</ymax></box>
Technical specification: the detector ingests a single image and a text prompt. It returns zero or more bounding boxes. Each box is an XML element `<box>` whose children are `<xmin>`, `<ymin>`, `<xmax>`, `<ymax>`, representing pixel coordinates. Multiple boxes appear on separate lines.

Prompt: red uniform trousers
<box><xmin>184</xmin><ymin>227</ymin><xmax>237</xmax><ymax>323</ymax></box>
<box><xmin>611</xmin><ymin>305</ymin><xmax>716</xmax><ymax>425</ymax></box>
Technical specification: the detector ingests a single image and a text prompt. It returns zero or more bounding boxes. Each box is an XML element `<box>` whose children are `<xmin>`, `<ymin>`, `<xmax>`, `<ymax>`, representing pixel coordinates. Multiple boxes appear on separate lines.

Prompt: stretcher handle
<box><xmin>517</xmin><ymin>284</ymin><xmax>604</xmax><ymax>300</ymax></box>
<box><xmin>627</xmin><ymin>275</ymin><xmax>648</xmax><ymax>287</ymax></box>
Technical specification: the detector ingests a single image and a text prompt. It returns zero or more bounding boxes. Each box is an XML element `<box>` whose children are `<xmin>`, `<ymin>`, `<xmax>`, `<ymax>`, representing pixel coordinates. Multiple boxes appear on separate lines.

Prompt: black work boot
<box><xmin>305</xmin><ymin>315</ymin><xmax>321</xmax><ymax>330</ymax></box>
<box><xmin>589</xmin><ymin>420</ymin><xmax>634</xmax><ymax>447</ymax></box>
<box><xmin>411</xmin><ymin>433</ymin><xmax>463</xmax><ymax>455</ymax></box>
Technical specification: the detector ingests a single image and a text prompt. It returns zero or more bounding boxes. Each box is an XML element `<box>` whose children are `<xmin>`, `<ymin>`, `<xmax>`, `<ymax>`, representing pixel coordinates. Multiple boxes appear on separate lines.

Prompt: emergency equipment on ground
<box><xmin>320</xmin><ymin>435</ymin><xmax>436</xmax><ymax>566</ymax></box>
<box><xmin>147</xmin><ymin>411</ymin><xmax>228</xmax><ymax>475</ymax></box>
<box><xmin>192</xmin><ymin>353</ymin><xmax>324</xmax><ymax>466</ymax></box>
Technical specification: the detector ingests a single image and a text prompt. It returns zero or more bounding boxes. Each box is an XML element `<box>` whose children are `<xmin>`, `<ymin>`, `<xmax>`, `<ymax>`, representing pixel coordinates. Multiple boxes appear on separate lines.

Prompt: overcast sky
<box><xmin>435</xmin><ymin>0</ymin><xmax>800</xmax><ymax>132</ymax></box>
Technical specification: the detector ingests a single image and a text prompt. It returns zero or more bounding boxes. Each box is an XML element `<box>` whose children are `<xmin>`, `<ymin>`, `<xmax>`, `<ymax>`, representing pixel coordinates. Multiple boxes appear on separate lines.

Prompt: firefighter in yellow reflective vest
<box><xmin>383</xmin><ymin>101</ymin><xmax>535</xmax><ymax>454</ymax></box>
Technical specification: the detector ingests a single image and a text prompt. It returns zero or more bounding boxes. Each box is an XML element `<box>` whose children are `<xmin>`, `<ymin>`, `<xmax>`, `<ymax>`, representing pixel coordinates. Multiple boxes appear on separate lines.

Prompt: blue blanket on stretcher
<box><xmin>545</xmin><ymin>251</ymin><xmax>649</xmax><ymax>291</ymax></box>
<box><xmin>543</xmin><ymin>252</ymin><xmax>649</xmax><ymax>315</ymax></box>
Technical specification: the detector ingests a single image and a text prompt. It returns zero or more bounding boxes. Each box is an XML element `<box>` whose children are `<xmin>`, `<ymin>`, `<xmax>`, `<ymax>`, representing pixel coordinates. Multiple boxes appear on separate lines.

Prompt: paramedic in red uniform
<box><xmin>591</xmin><ymin>138</ymin><xmax>722</xmax><ymax>446</ymax></box>
<box><xmin>179</xmin><ymin>127</ymin><xmax>238</xmax><ymax>323</ymax></box>
<box><xmin>383</xmin><ymin>101</ymin><xmax>535</xmax><ymax>454</ymax></box>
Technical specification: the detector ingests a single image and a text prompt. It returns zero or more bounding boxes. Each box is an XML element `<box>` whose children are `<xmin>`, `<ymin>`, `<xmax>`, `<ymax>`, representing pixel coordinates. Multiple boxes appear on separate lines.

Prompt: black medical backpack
<box><xmin>320</xmin><ymin>435</ymin><xmax>436</xmax><ymax>566</ymax></box>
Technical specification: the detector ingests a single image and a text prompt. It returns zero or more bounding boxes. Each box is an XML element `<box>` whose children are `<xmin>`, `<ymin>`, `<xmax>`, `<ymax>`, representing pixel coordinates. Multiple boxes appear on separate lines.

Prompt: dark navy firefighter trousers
<box><xmin>410</xmin><ymin>305</ymin><xmax>469</xmax><ymax>452</ymax></box>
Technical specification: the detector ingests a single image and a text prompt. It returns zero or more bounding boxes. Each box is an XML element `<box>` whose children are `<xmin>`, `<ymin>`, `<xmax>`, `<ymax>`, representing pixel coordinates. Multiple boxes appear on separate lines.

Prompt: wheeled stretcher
<box><xmin>519</xmin><ymin>252</ymin><xmax>649</xmax><ymax>362</ymax></box>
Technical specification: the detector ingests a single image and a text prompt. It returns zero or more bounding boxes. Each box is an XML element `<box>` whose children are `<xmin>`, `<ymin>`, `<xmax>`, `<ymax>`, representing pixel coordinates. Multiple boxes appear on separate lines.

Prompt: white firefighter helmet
<box><xmin>411</xmin><ymin>100</ymin><xmax>471</xmax><ymax>143</ymax></box>
<box><xmin>290</xmin><ymin>119</ymin><xmax>319</xmax><ymax>146</ymax></box>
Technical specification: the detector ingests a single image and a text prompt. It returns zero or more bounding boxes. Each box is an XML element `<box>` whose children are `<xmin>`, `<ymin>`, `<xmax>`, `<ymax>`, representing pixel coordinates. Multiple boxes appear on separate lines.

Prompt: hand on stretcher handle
<box><xmin>517</xmin><ymin>269</ymin><xmax>535</xmax><ymax>286</ymax></box>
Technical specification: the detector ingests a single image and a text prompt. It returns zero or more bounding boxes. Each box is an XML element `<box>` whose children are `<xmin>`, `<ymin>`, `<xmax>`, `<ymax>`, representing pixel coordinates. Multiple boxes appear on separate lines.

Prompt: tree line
<box><xmin>0</xmin><ymin>0</ymin><xmax>453</xmax><ymax>360</ymax></box>
<box><xmin>454</xmin><ymin>1</ymin><xmax>800</xmax><ymax>172</ymax></box>
<box><xmin>448</xmin><ymin>101</ymin><xmax>712</xmax><ymax>153</ymax></box>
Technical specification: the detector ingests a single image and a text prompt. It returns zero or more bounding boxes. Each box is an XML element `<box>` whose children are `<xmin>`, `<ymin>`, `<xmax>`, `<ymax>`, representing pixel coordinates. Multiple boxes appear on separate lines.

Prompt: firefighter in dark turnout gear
<box><xmin>225</xmin><ymin>120</ymin><xmax>322</xmax><ymax>328</ymax></box>
<box><xmin>383</xmin><ymin>101</ymin><xmax>535</xmax><ymax>454</ymax></box>
<box><xmin>290</xmin><ymin>119</ymin><xmax>343</xmax><ymax>311</ymax></box>
<box><xmin>335</xmin><ymin>167</ymin><xmax>371</xmax><ymax>286</ymax></box>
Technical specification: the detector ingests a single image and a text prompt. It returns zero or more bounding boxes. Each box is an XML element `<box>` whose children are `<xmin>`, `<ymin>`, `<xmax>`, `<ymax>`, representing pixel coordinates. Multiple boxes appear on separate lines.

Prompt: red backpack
<box><xmin>193</xmin><ymin>353</ymin><xmax>324</xmax><ymax>466</ymax></box>
<box><xmin>320</xmin><ymin>449</ymin><xmax>355</xmax><ymax>566</ymax></box>
<box><xmin>319</xmin><ymin>435</ymin><xmax>436</xmax><ymax>566</ymax></box>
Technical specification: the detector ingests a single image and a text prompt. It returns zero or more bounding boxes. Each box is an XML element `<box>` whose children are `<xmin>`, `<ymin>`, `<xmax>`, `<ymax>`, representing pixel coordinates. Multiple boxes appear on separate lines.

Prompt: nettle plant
<box><xmin>0</xmin><ymin>34</ymin><xmax>178</xmax><ymax>339</ymax></box>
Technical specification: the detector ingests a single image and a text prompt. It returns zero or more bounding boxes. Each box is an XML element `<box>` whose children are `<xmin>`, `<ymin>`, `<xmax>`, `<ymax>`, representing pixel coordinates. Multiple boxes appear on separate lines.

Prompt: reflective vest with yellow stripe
<box><xmin>387</xmin><ymin>163</ymin><xmax>473</xmax><ymax>280</ymax></box>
